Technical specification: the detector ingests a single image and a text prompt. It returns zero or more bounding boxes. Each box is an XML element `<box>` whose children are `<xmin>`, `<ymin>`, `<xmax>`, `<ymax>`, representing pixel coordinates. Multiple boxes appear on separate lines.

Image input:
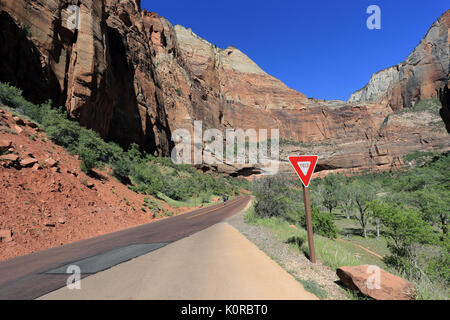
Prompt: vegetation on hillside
<box><xmin>251</xmin><ymin>151</ymin><xmax>449</xmax><ymax>299</ymax></box>
<box><xmin>0</xmin><ymin>82</ymin><xmax>250</xmax><ymax>203</ymax></box>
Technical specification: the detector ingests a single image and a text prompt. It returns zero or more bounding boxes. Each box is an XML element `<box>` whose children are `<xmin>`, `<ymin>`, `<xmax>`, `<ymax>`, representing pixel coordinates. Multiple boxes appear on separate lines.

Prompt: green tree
<box><xmin>413</xmin><ymin>187</ymin><xmax>449</xmax><ymax>238</ymax></box>
<box><xmin>368</xmin><ymin>200</ymin><xmax>437</xmax><ymax>279</ymax></box>
<box><xmin>340</xmin><ymin>184</ymin><xmax>354</xmax><ymax>219</ymax></box>
<box><xmin>426</xmin><ymin>236</ymin><xmax>450</xmax><ymax>284</ymax></box>
<box><xmin>253</xmin><ymin>175</ymin><xmax>301</xmax><ymax>220</ymax></box>
<box><xmin>348</xmin><ymin>180</ymin><xmax>377</xmax><ymax>238</ymax></box>
<box><xmin>320</xmin><ymin>174</ymin><xmax>342</xmax><ymax>215</ymax></box>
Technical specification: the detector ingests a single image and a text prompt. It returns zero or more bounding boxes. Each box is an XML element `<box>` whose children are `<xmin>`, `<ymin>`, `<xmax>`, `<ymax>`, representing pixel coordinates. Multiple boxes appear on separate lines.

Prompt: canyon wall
<box><xmin>0</xmin><ymin>1</ymin><xmax>449</xmax><ymax>175</ymax></box>
<box><xmin>0</xmin><ymin>0</ymin><xmax>172</xmax><ymax>155</ymax></box>
<box><xmin>349</xmin><ymin>11</ymin><xmax>449</xmax><ymax>111</ymax></box>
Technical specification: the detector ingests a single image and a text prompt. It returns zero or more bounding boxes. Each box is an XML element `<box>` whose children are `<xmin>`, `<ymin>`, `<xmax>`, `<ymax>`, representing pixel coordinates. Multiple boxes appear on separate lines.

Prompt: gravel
<box><xmin>226</xmin><ymin>206</ymin><xmax>349</xmax><ymax>300</ymax></box>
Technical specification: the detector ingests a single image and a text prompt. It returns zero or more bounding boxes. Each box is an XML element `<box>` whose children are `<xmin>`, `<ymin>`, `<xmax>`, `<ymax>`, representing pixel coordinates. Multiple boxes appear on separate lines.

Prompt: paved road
<box><xmin>0</xmin><ymin>196</ymin><xmax>251</xmax><ymax>300</ymax></box>
<box><xmin>40</xmin><ymin>222</ymin><xmax>317</xmax><ymax>300</ymax></box>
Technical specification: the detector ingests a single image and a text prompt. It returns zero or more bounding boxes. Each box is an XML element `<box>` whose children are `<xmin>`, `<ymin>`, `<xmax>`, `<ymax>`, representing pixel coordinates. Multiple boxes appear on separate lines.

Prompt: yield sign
<box><xmin>288</xmin><ymin>155</ymin><xmax>318</xmax><ymax>188</ymax></box>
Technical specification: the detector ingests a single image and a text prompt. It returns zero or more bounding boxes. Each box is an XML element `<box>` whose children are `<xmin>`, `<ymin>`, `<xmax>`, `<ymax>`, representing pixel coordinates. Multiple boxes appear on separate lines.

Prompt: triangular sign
<box><xmin>288</xmin><ymin>155</ymin><xmax>319</xmax><ymax>188</ymax></box>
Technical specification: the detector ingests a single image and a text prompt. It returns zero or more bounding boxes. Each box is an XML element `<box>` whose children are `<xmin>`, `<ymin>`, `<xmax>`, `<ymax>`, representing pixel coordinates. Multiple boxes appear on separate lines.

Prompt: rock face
<box><xmin>0</xmin><ymin>0</ymin><xmax>172</xmax><ymax>155</ymax></box>
<box><xmin>337</xmin><ymin>265</ymin><xmax>416</xmax><ymax>300</ymax></box>
<box><xmin>349</xmin><ymin>11</ymin><xmax>449</xmax><ymax>111</ymax></box>
<box><xmin>0</xmin><ymin>2</ymin><xmax>449</xmax><ymax>176</ymax></box>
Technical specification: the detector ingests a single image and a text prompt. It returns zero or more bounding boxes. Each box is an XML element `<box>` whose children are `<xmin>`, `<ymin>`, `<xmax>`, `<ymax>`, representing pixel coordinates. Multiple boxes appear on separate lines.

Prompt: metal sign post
<box><xmin>288</xmin><ymin>155</ymin><xmax>319</xmax><ymax>264</ymax></box>
<box><xmin>302</xmin><ymin>185</ymin><xmax>316</xmax><ymax>263</ymax></box>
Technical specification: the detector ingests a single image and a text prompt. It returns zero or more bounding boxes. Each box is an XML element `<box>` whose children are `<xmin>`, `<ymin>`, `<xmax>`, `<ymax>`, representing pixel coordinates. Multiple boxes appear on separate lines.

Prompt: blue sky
<box><xmin>141</xmin><ymin>0</ymin><xmax>448</xmax><ymax>101</ymax></box>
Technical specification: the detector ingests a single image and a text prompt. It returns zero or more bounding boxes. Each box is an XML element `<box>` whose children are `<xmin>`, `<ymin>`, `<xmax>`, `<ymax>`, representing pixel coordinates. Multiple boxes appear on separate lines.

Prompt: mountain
<box><xmin>349</xmin><ymin>11</ymin><xmax>449</xmax><ymax>111</ymax></box>
<box><xmin>0</xmin><ymin>0</ymin><xmax>448</xmax><ymax>175</ymax></box>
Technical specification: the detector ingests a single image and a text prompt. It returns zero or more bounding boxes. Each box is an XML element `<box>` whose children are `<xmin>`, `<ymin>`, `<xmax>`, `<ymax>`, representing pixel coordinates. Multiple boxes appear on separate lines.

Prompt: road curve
<box><xmin>0</xmin><ymin>196</ymin><xmax>251</xmax><ymax>300</ymax></box>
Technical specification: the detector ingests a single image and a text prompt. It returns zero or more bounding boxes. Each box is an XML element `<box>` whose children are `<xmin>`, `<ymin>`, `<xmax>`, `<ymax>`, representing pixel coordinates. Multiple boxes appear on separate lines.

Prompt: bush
<box><xmin>368</xmin><ymin>200</ymin><xmax>437</xmax><ymax>280</ymax></box>
<box><xmin>253</xmin><ymin>175</ymin><xmax>301</xmax><ymax>220</ymax></box>
<box><xmin>199</xmin><ymin>191</ymin><xmax>212</xmax><ymax>204</ymax></box>
<box><xmin>0</xmin><ymin>82</ymin><xmax>252</xmax><ymax>201</ymax></box>
<box><xmin>311</xmin><ymin>207</ymin><xmax>338</xmax><ymax>239</ymax></box>
<box><xmin>426</xmin><ymin>236</ymin><xmax>450</xmax><ymax>285</ymax></box>
<box><xmin>295</xmin><ymin>206</ymin><xmax>338</xmax><ymax>239</ymax></box>
<box><xmin>132</xmin><ymin>162</ymin><xmax>164</xmax><ymax>195</ymax></box>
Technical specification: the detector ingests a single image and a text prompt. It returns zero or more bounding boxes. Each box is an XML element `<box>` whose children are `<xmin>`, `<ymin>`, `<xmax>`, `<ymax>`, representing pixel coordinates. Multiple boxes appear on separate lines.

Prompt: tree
<box><xmin>348</xmin><ymin>180</ymin><xmax>377</xmax><ymax>238</ymax></box>
<box><xmin>320</xmin><ymin>174</ymin><xmax>342</xmax><ymax>214</ymax></box>
<box><xmin>253</xmin><ymin>175</ymin><xmax>301</xmax><ymax>220</ymax></box>
<box><xmin>413</xmin><ymin>187</ymin><xmax>449</xmax><ymax>238</ymax></box>
<box><xmin>368</xmin><ymin>200</ymin><xmax>437</xmax><ymax>279</ymax></box>
<box><xmin>340</xmin><ymin>184</ymin><xmax>354</xmax><ymax>219</ymax></box>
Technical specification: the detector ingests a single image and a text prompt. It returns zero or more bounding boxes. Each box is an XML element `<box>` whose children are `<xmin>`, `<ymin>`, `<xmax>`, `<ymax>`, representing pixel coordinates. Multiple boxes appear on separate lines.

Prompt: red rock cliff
<box><xmin>0</xmin><ymin>1</ymin><xmax>449</xmax><ymax>174</ymax></box>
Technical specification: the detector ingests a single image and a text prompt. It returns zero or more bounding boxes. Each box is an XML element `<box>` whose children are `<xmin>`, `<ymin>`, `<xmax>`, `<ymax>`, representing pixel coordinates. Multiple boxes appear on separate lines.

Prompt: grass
<box><xmin>296</xmin><ymin>278</ymin><xmax>328</xmax><ymax>300</ymax></box>
<box><xmin>245</xmin><ymin>207</ymin><xmax>385</xmax><ymax>270</ymax></box>
<box><xmin>245</xmin><ymin>205</ymin><xmax>449</xmax><ymax>300</ymax></box>
<box><xmin>334</xmin><ymin>211</ymin><xmax>390</xmax><ymax>257</ymax></box>
<box><xmin>156</xmin><ymin>192</ymin><xmax>197</xmax><ymax>208</ymax></box>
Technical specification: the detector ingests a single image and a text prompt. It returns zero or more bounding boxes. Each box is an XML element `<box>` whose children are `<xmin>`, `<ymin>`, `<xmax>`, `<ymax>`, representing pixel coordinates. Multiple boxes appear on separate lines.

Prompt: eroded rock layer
<box><xmin>349</xmin><ymin>11</ymin><xmax>449</xmax><ymax>111</ymax></box>
<box><xmin>0</xmin><ymin>1</ymin><xmax>449</xmax><ymax>175</ymax></box>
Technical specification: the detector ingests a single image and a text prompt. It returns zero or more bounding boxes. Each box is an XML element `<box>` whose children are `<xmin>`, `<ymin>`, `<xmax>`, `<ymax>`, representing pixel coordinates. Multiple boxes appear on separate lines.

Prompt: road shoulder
<box><xmin>226</xmin><ymin>206</ymin><xmax>349</xmax><ymax>300</ymax></box>
<box><xmin>39</xmin><ymin>219</ymin><xmax>317</xmax><ymax>299</ymax></box>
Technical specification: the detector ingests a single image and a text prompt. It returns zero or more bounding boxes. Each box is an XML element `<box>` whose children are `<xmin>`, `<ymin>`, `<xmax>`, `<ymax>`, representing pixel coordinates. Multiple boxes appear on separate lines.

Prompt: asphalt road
<box><xmin>0</xmin><ymin>196</ymin><xmax>251</xmax><ymax>300</ymax></box>
<box><xmin>39</xmin><ymin>221</ymin><xmax>317</xmax><ymax>300</ymax></box>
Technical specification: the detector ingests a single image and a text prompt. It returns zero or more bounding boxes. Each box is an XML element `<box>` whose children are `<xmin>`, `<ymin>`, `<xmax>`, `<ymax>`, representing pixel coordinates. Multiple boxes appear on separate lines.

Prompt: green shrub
<box><xmin>0</xmin><ymin>82</ymin><xmax>251</xmax><ymax>202</ymax></box>
<box><xmin>311</xmin><ymin>207</ymin><xmax>338</xmax><ymax>239</ymax></box>
<box><xmin>199</xmin><ymin>191</ymin><xmax>212</xmax><ymax>204</ymax></box>
<box><xmin>426</xmin><ymin>240</ymin><xmax>450</xmax><ymax>285</ymax></box>
<box><xmin>253</xmin><ymin>175</ymin><xmax>301</xmax><ymax>220</ymax></box>
<box><xmin>368</xmin><ymin>200</ymin><xmax>437</xmax><ymax>280</ymax></box>
<box><xmin>132</xmin><ymin>162</ymin><xmax>164</xmax><ymax>195</ymax></box>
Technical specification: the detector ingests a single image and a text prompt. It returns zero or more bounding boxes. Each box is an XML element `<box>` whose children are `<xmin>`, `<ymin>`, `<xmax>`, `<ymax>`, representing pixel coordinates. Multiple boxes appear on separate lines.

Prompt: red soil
<box><xmin>0</xmin><ymin>107</ymin><xmax>193</xmax><ymax>261</ymax></box>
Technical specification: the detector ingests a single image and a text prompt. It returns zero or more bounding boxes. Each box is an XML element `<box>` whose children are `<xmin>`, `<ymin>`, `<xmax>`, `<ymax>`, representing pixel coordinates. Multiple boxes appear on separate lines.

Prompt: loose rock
<box><xmin>336</xmin><ymin>265</ymin><xmax>416</xmax><ymax>300</ymax></box>
<box><xmin>45</xmin><ymin>158</ymin><xmax>58</xmax><ymax>168</ymax></box>
<box><xmin>14</xmin><ymin>125</ymin><xmax>23</xmax><ymax>134</ymax></box>
<box><xmin>0</xmin><ymin>139</ymin><xmax>12</xmax><ymax>152</ymax></box>
<box><xmin>13</xmin><ymin>116</ymin><xmax>25</xmax><ymax>125</ymax></box>
<box><xmin>1</xmin><ymin>153</ymin><xmax>18</xmax><ymax>162</ymax></box>
<box><xmin>20</xmin><ymin>157</ymin><xmax>38</xmax><ymax>168</ymax></box>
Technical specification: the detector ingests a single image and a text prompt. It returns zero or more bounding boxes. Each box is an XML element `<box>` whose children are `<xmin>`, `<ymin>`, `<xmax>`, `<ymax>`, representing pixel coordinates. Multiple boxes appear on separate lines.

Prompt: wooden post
<box><xmin>302</xmin><ymin>185</ymin><xmax>316</xmax><ymax>263</ymax></box>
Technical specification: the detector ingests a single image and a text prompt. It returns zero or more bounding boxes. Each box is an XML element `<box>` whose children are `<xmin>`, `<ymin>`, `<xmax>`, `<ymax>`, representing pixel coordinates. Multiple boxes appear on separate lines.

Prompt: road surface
<box><xmin>0</xmin><ymin>196</ymin><xmax>316</xmax><ymax>300</ymax></box>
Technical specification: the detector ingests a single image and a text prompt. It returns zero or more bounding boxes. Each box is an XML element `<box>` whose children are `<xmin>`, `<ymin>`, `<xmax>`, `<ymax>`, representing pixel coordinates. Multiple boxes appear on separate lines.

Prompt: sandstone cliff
<box><xmin>0</xmin><ymin>1</ymin><xmax>449</xmax><ymax>175</ymax></box>
<box><xmin>349</xmin><ymin>11</ymin><xmax>449</xmax><ymax>111</ymax></box>
<box><xmin>0</xmin><ymin>0</ymin><xmax>172</xmax><ymax>155</ymax></box>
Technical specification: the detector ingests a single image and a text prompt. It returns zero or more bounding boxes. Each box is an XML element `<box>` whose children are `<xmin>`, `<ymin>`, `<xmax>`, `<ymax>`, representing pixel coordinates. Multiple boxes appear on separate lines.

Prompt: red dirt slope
<box><xmin>0</xmin><ymin>107</ymin><xmax>187</xmax><ymax>261</ymax></box>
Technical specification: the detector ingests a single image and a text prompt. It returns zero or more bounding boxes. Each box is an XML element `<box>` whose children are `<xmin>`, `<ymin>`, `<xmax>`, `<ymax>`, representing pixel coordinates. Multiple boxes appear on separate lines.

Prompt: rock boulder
<box><xmin>20</xmin><ymin>157</ymin><xmax>38</xmax><ymax>168</ymax></box>
<box><xmin>336</xmin><ymin>265</ymin><xmax>416</xmax><ymax>300</ymax></box>
<box><xmin>0</xmin><ymin>139</ymin><xmax>12</xmax><ymax>153</ymax></box>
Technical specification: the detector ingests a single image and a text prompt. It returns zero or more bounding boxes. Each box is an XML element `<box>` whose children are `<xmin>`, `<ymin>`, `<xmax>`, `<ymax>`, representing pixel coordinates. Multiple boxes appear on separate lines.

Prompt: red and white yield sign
<box><xmin>288</xmin><ymin>155</ymin><xmax>318</xmax><ymax>188</ymax></box>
